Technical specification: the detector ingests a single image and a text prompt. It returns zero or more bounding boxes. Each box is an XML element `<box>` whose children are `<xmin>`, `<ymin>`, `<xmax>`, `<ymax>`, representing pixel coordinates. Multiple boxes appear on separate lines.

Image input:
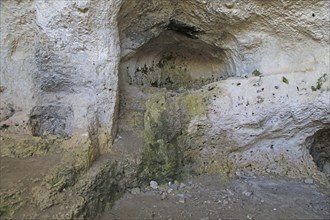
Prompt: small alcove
<box><xmin>308</xmin><ymin>128</ymin><xmax>330</xmax><ymax>180</ymax></box>
<box><xmin>119</xmin><ymin>20</ymin><xmax>236</xmax><ymax>91</ymax></box>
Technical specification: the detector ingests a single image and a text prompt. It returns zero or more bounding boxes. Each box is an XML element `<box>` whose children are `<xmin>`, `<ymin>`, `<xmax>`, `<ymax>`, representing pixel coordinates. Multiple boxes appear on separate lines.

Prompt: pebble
<box><xmin>236</xmin><ymin>171</ymin><xmax>256</xmax><ymax>179</ymax></box>
<box><xmin>170</xmin><ymin>183</ymin><xmax>179</xmax><ymax>190</ymax></box>
<box><xmin>304</xmin><ymin>178</ymin><xmax>314</xmax><ymax>184</ymax></box>
<box><xmin>177</xmin><ymin>193</ymin><xmax>185</xmax><ymax>198</ymax></box>
<box><xmin>161</xmin><ymin>192</ymin><xmax>167</xmax><ymax>200</ymax></box>
<box><xmin>243</xmin><ymin>191</ymin><xmax>253</xmax><ymax>197</ymax></box>
<box><xmin>179</xmin><ymin>197</ymin><xmax>185</xmax><ymax>203</ymax></box>
<box><xmin>247</xmin><ymin>215</ymin><xmax>253</xmax><ymax>220</ymax></box>
<box><xmin>150</xmin><ymin>181</ymin><xmax>158</xmax><ymax>189</ymax></box>
<box><xmin>130</xmin><ymin>187</ymin><xmax>141</xmax><ymax>194</ymax></box>
<box><xmin>223</xmin><ymin>200</ymin><xmax>228</xmax><ymax>205</ymax></box>
<box><xmin>167</xmin><ymin>188</ymin><xmax>173</xmax><ymax>194</ymax></box>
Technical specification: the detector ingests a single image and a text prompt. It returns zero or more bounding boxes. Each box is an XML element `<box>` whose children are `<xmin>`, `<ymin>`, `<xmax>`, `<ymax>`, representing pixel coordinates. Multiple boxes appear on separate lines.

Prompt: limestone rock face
<box><xmin>139</xmin><ymin>73</ymin><xmax>329</xmax><ymax>182</ymax></box>
<box><xmin>118</xmin><ymin>0</ymin><xmax>329</xmax><ymax>77</ymax></box>
<box><xmin>1</xmin><ymin>0</ymin><xmax>122</xmax><ymax>141</ymax></box>
<box><xmin>1</xmin><ymin>0</ymin><xmax>329</xmax><ymax>183</ymax></box>
<box><xmin>205</xmin><ymin>73</ymin><xmax>329</xmax><ymax>179</ymax></box>
<box><xmin>118</xmin><ymin>0</ymin><xmax>329</xmax><ymax>181</ymax></box>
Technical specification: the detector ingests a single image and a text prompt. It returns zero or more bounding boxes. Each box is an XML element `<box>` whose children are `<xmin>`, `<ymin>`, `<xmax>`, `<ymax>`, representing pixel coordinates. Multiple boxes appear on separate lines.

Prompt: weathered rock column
<box><xmin>1</xmin><ymin>0</ymin><xmax>123</xmax><ymax>148</ymax></box>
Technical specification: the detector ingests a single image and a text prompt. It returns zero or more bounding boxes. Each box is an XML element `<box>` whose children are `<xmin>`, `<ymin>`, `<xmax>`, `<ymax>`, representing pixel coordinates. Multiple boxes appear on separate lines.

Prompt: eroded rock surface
<box><xmin>1</xmin><ymin>0</ymin><xmax>122</xmax><ymax>141</ymax></box>
<box><xmin>138</xmin><ymin>73</ymin><xmax>330</xmax><ymax>184</ymax></box>
<box><xmin>0</xmin><ymin>0</ymin><xmax>329</xmax><ymax>219</ymax></box>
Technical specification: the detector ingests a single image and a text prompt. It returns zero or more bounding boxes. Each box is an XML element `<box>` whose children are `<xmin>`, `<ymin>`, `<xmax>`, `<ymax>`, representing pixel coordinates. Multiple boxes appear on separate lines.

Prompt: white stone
<box><xmin>150</xmin><ymin>180</ymin><xmax>158</xmax><ymax>189</ymax></box>
<box><xmin>178</xmin><ymin>197</ymin><xmax>185</xmax><ymax>204</ymax></box>
<box><xmin>167</xmin><ymin>188</ymin><xmax>173</xmax><ymax>194</ymax></box>
<box><xmin>243</xmin><ymin>191</ymin><xmax>253</xmax><ymax>197</ymax></box>
<box><xmin>304</xmin><ymin>178</ymin><xmax>314</xmax><ymax>184</ymax></box>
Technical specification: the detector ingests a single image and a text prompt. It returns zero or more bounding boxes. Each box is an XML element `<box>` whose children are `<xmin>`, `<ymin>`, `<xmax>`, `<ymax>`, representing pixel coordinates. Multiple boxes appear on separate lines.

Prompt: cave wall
<box><xmin>118</xmin><ymin>0</ymin><xmax>329</xmax><ymax>76</ymax></box>
<box><xmin>0</xmin><ymin>0</ymin><xmax>329</xmax><ymax>182</ymax></box>
<box><xmin>117</xmin><ymin>0</ymin><xmax>330</xmax><ymax>182</ymax></box>
<box><xmin>1</xmin><ymin>0</ymin><xmax>122</xmax><ymax>142</ymax></box>
<box><xmin>139</xmin><ymin>73</ymin><xmax>330</xmax><ymax>182</ymax></box>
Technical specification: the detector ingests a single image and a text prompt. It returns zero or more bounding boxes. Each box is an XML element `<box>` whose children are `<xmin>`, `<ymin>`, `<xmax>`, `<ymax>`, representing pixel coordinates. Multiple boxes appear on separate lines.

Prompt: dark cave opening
<box><xmin>308</xmin><ymin>128</ymin><xmax>330</xmax><ymax>180</ymax></box>
<box><xmin>166</xmin><ymin>19</ymin><xmax>202</xmax><ymax>39</ymax></box>
<box><xmin>119</xmin><ymin>30</ymin><xmax>236</xmax><ymax>91</ymax></box>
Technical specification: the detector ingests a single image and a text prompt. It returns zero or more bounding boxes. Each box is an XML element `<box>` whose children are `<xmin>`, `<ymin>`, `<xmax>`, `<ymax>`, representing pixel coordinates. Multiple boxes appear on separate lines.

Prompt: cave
<box><xmin>119</xmin><ymin>28</ymin><xmax>236</xmax><ymax>91</ymax></box>
<box><xmin>308</xmin><ymin>128</ymin><xmax>330</xmax><ymax>180</ymax></box>
<box><xmin>117</xmin><ymin>16</ymin><xmax>239</xmax><ymax>140</ymax></box>
<box><xmin>1</xmin><ymin>0</ymin><xmax>330</xmax><ymax>219</ymax></box>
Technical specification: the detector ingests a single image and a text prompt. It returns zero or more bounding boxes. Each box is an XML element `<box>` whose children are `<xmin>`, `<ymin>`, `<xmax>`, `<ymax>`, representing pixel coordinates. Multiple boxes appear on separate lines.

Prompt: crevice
<box><xmin>166</xmin><ymin>19</ymin><xmax>202</xmax><ymax>39</ymax></box>
<box><xmin>307</xmin><ymin>128</ymin><xmax>330</xmax><ymax>181</ymax></box>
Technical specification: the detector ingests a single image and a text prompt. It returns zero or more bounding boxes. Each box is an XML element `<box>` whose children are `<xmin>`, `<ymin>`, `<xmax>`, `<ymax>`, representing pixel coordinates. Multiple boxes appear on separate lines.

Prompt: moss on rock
<box><xmin>139</xmin><ymin>93</ymin><xmax>182</xmax><ymax>182</ymax></box>
<box><xmin>0</xmin><ymin>134</ymin><xmax>65</xmax><ymax>158</ymax></box>
<box><xmin>139</xmin><ymin>85</ymin><xmax>221</xmax><ymax>183</ymax></box>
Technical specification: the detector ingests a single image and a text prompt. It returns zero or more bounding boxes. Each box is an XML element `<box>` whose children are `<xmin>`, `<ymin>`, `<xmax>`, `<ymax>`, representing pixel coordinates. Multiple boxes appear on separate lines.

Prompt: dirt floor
<box><xmin>1</xmin><ymin>141</ymin><xmax>329</xmax><ymax>220</ymax></box>
<box><xmin>101</xmin><ymin>174</ymin><xmax>330</xmax><ymax>220</ymax></box>
<box><xmin>102</xmin><ymin>103</ymin><xmax>330</xmax><ymax>220</ymax></box>
<box><xmin>0</xmin><ymin>153</ymin><xmax>62</xmax><ymax>219</ymax></box>
<box><xmin>1</xmin><ymin>126</ymin><xmax>329</xmax><ymax>220</ymax></box>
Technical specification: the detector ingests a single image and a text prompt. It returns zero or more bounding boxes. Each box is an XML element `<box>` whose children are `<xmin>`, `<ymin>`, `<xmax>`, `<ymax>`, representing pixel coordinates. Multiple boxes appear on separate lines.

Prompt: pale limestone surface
<box><xmin>0</xmin><ymin>0</ymin><xmax>329</xmax><ymax>180</ymax></box>
<box><xmin>1</xmin><ymin>0</ymin><xmax>122</xmax><ymax>140</ymax></box>
<box><xmin>0</xmin><ymin>1</ymin><xmax>329</xmax><ymax>219</ymax></box>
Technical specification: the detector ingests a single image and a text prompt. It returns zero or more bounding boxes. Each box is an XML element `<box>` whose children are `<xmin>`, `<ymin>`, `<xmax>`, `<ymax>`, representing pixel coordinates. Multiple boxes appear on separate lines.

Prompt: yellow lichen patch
<box><xmin>180</xmin><ymin>93</ymin><xmax>207</xmax><ymax>119</ymax></box>
<box><xmin>0</xmin><ymin>133</ymin><xmax>65</xmax><ymax>158</ymax></box>
<box><xmin>98</xmin><ymin>128</ymin><xmax>113</xmax><ymax>154</ymax></box>
<box><xmin>43</xmin><ymin>133</ymin><xmax>103</xmax><ymax>191</ymax></box>
<box><xmin>140</xmin><ymin>84</ymin><xmax>223</xmax><ymax>182</ymax></box>
<box><xmin>200</xmin><ymin>160</ymin><xmax>230</xmax><ymax>174</ymax></box>
<box><xmin>144</xmin><ymin>93</ymin><xmax>167</xmax><ymax>122</ymax></box>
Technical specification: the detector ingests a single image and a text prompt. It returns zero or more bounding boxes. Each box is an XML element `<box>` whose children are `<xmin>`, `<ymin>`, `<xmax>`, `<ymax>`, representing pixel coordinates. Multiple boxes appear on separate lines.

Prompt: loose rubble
<box><xmin>102</xmin><ymin>175</ymin><xmax>330</xmax><ymax>220</ymax></box>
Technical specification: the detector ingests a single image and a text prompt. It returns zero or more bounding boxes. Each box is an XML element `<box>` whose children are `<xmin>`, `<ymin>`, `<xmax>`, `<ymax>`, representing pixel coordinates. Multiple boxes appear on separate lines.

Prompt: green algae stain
<box><xmin>181</xmin><ymin>93</ymin><xmax>207</xmax><ymax>119</ymax></box>
<box><xmin>140</xmin><ymin>93</ymin><xmax>182</xmax><ymax>182</ymax></box>
<box><xmin>311</xmin><ymin>73</ymin><xmax>328</xmax><ymax>91</ymax></box>
<box><xmin>282</xmin><ymin>76</ymin><xmax>289</xmax><ymax>84</ymax></box>
<box><xmin>252</xmin><ymin>69</ymin><xmax>262</xmax><ymax>77</ymax></box>
<box><xmin>139</xmin><ymin>85</ymin><xmax>222</xmax><ymax>183</ymax></box>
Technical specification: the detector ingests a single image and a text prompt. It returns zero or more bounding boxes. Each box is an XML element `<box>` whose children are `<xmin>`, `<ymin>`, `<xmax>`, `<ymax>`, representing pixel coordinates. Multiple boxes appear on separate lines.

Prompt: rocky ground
<box><xmin>0</xmin><ymin>154</ymin><xmax>62</xmax><ymax>218</ymax></box>
<box><xmin>102</xmin><ymin>174</ymin><xmax>330</xmax><ymax>220</ymax></box>
<box><xmin>0</xmin><ymin>131</ymin><xmax>139</xmax><ymax>219</ymax></box>
<box><xmin>0</xmin><ymin>129</ymin><xmax>329</xmax><ymax>220</ymax></box>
